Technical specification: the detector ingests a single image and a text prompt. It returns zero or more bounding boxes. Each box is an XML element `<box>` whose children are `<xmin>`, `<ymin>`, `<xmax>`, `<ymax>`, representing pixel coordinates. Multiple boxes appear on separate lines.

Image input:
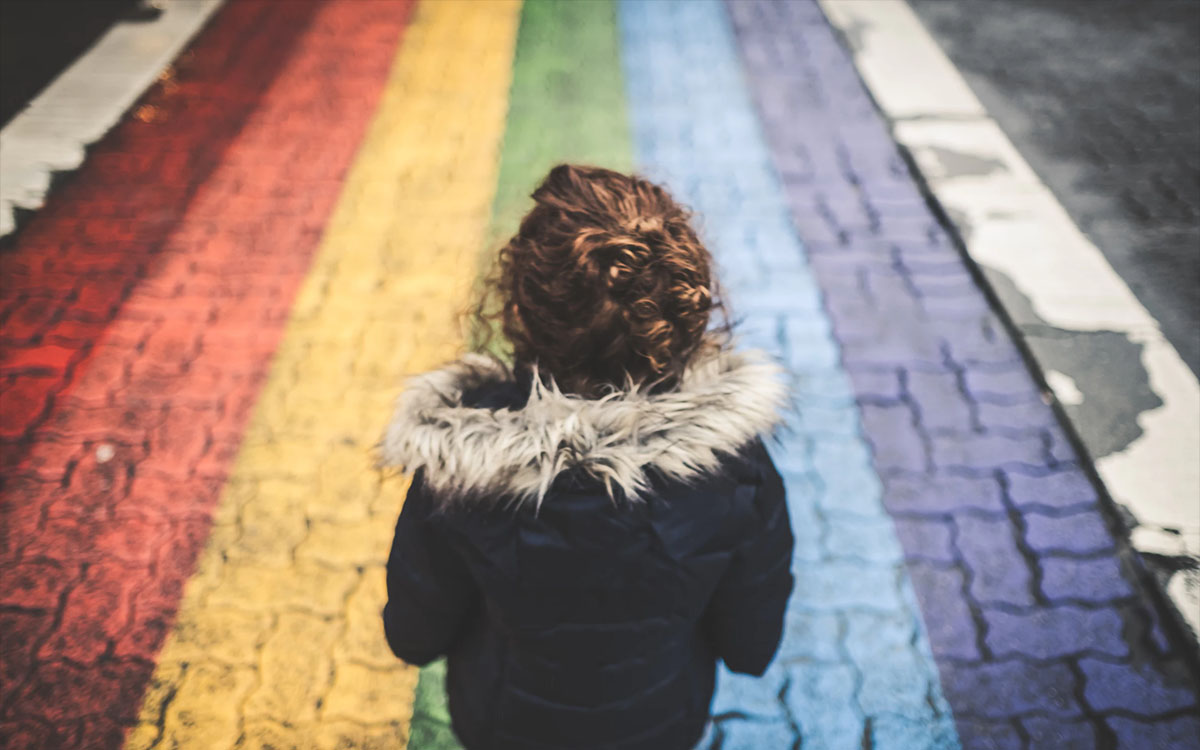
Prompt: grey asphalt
<box><xmin>909</xmin><ymin>0</ymin><xmax>1200</xmax><ymax>379</ymax></box>
<box><xmin>0</xmin><ymin>0</ymin><xmax>138</xmax><ymax>127</ymax></box>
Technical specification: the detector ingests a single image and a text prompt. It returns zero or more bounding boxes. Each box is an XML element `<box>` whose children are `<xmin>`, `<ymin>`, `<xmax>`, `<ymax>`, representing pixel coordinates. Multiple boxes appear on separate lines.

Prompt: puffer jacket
<box><xmin>379</xmin><ymin>348</ymin><xmax>794</xmax><ymax>750</ymax></box>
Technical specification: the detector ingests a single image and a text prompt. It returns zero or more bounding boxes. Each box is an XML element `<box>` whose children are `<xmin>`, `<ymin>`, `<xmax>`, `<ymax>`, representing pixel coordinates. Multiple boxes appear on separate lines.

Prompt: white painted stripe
<box><xmin>819</xmin><ymin>0</ymin><xmax>1200</xmax><ymax>636</ymax></box>
<box><xmin>0</xmin><ymin>0</ymin><xmax>224</xmax><ymax>237</ymax></box>
<box><xmin>819</xmin><ymin>0</ymin><xmax>983</xmax><ymax>119</ymax></box>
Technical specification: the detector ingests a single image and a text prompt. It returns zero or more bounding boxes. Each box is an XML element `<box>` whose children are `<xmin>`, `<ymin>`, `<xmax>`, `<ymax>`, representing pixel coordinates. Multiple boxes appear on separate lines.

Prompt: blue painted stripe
<box><xmin>616</xmin><ymin>2</ymin><xmax>961</xmax><ymax>748</ymax></box>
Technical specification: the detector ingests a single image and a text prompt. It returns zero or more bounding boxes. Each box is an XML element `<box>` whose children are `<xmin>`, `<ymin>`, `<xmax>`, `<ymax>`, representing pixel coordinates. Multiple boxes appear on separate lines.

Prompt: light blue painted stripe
<box><xmin>616</xmin><ymin>2</ymin><xmax>961</xmax><ymax>748</ymax></box>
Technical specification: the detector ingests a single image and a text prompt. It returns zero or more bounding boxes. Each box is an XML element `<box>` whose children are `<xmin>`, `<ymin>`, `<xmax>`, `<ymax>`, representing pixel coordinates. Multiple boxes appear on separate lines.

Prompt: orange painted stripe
<box><xmin>0</xmin><ymin>2</ymin><xmax>412</xmax><ymax>747</ymax></box>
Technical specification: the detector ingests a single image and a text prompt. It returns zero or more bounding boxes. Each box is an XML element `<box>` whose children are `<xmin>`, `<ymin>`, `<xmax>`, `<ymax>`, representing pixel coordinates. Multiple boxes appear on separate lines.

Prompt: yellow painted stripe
<box><xmin>125</xmin><ymin>2</ymin><xmax>522</xmax><ymax>747</ymax></box>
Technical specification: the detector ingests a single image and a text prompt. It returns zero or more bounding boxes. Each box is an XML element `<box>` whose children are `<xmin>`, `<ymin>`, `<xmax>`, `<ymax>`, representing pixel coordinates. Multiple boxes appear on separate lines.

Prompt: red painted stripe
<box><xmin>0</xmin><ymin>1</ymin><xmax>412</xmax><ymax>747</ymax></box>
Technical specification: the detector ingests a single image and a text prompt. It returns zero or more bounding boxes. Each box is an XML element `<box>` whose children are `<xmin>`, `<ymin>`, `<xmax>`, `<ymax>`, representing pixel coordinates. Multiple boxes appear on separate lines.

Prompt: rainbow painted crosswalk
<box><xmin>1</xmin><ymin>1</ymin><xmax>1195</xmax><ymax>749</ymax></box>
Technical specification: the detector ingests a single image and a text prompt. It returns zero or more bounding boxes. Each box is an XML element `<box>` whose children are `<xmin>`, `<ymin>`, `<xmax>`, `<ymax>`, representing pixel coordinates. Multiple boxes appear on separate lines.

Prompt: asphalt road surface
<box><xmin>0</xmin><ymin>0</ymin><xmax>139</xmax><ymax>127</ymax></box>
<box><xmin>910</xmin><ymin>0</ymin><xmax>1200</xmax><ymax>378</ymax></box>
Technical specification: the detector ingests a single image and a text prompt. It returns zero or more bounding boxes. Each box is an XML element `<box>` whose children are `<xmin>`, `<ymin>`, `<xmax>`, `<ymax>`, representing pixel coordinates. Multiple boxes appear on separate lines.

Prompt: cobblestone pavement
<box><xmin>621</xmin><ymin>3</ymin><xmax>959</xmax><ymax>748</ymax></box>
<box><xmin>725</xmin><ymin>1</ymin><xmax>1200</xmax><ymax>747</ymax></box>
<box><xmin>0</xmin><ymin>1</ymin><xmax>423</xmax><ymax>747</ymax></box>
<box><xmin>820</xmin><ymin>0</ymin><xmax>1200</xmax><ymax>653</ymax></box>
<box><xmin>1</xmin><ymin>1</ymin><xmax>1198</xmax><ymax>749</ymax></box>
<box><xmin>909</xmin><ymin>0</ymin><xmax>1200</xmax><ymax>378</ymax></box>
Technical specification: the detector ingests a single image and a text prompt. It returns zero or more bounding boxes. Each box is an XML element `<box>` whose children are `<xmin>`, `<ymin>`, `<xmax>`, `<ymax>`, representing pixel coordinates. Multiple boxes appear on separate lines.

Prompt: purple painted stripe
<box><xmin>725</xmin><ymin>0</ymin><xmax>1200</xmax><ymax>746</ymax></box>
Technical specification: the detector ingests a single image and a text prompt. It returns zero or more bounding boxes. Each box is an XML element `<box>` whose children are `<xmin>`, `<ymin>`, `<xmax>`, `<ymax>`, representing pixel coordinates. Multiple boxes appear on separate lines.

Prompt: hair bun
<box><xmin>478</xmin><ymin>164</ymin><xmax>725</xmax><ymax>397</ymax></box>
<box><xmin>624</xmin><ymin>215</ymin><xmax>663</xmax><ymax>235</ymax></box>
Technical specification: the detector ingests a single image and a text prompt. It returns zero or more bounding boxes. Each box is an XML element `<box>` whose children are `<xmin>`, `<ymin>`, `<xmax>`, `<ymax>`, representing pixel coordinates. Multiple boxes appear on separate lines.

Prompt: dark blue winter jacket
<box><xmin>380</xmin><ymin>349</ymin><xmax>794</xmax><ymax>750</ymax></box>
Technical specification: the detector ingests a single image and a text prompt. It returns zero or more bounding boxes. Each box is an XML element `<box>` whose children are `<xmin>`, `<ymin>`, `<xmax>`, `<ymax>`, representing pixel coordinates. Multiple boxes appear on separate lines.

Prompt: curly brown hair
<box><xmin>473</xmin><ymin>164</ymin><xmax>727</xmax><ymax>397</ymax></box>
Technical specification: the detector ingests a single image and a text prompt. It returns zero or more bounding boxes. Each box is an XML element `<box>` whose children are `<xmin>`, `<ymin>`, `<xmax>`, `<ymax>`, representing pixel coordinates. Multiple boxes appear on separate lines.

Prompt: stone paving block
<box><xmin>793</xmin><ymin>402</ymin><xmax>860</xmax><ymax>436</ymax></box>
<box><xmin>227</xmin><ymin>493</ymin><xmax>310</xmax><ymax>567</ymax></box>
<box><xmin>734</xmin><ymin>314</ymin><xmax>783</xmax><ymax>354</ymax></box>
<box><xmin>975</xmin><ymin>398</ymin><xmax>1058</xmax><ymax>432</ymax></box>
<box><xmin>16</xmin><ymin>659</ymin><xmax>147</xmax><ymax>725</ymax></box>
<box><xmin>1018</xmin><ymin>717</ymin><xmax>1096</xmax><ymax>750</ymax></box>
<box><xmin>1106</xmin><ymin>715</ymin><xmax>1200</xmax><ymax>750</ymax></box>
<box><xmin>906</xmin><ymin>369</ymin><xmax>975</xmax><ymax>433</ymax></box>
<box><xmin>784</xmin><ymin>663</ymin><xmax>863</xmax><ymax>750</ymax></box>
<box><xmin>909</xmin><ymin>272</ymin><xmax>979</xmax><ymax>300</ymax></box>
<box><xmin>1079</xmin><ymin>656</ymin><xmax>1198</xmax><ymax>714</ymax></box>
<box><xmin>713</xmin><ymin>718</ymin><xmax>796</xmax><ymax>750</ymax></box>
<box><xmin>871</xmin><ymin>714</ymin><xmax>960</xmax><ymax>750</ymax></box>
<box><xmin>1023</xmin><ymin>508</ymin><xmax>1114</xmax><ymax>554</ymax></box>
<box><xmin>711</xmin><ymin>665</ymin><xmax>788</xmax><ymax>721</ymax></box>
<box><xmin>919</xmin><ymin>289</ymin><xmax>996</xmax><ymax>319</ymax></box>
<box><xmin>952</xmin><ymin>719</ymin><xmax>1023</xmax><ymax>750</ymax></box>
<box><xmin>963</xmin><ymin>366</ymin><xmax>1042</xmax><ymax>405</ymax></box>
<box><xmin>935</xmin><ymin>322</ymin><xmax>1024</xmax><ymax>371</ymax></box>
<box><xmin>242</xmin><ymin>611</ymin><xmax>339</xmax><ymax>722</ymax></box>
<box><xmin>824</xmin><ymin>516</ymin><xmax>904</xmax><ymax>564</ymax></box>
<box><xmin>204</xmin><ymin>559</ymin><xmax>358</xmax><ymax>616</ymax></box>
<box><xmin>843</xmin><ymin>607</ymin><xmax>931</xmax><ymax>671</ymax></box>
<box><xmin>840</xmin><ymin>325</ymin><xmax>944</xmax><ymax>371</ymax></box>
<box><xmin>332</xmin><ymin>568</ymin><xmax>396</xmax><ymax>670</ymax></box>
<box><xmin>1005</xmin><ymin>467</ymin><xmax>1098</xmax><ymax>511</ymax></box>
<box><xmin>905</xmin><ymin>562</ymin><xmax>980</xmax><ymax>661</ymax></box>
<box><xmin>0</xmin><ymin>559</ymin><xmax>72</xmax><ymax>609</ymax></box>
<box><xmin>165</xmin><ymin>606</ymin><xmax>271</xmax><ymax>667</ymax></box>
<box><xmin>0</xmin><ymin>610</ymin><xmax>53</xmax><ymax>706</ymax></box>
<box><xmin>295</xmin><ymin>518</ymin><xmax>393</xmax><ymax>568</ymax></box>
<box><xmin>322</xmin><ymin>661</ymin><xmax>417</xmax><ymax>724</ymax></box>
<box><xmin>984</xmin><ymin>604</ymin><xmax>1128</xmax><ymax>659</ymax></box>
<box><xmin>1040</xmin><ymin>554</ymin><xmax>1132</xmax><ymax>604</ymax></box>
<box><xmin>858</xmin><ymin>402</ymin><xmax>929</xmax><ymax>474</ymax></box>
<box><xmin>159</xmin><ymin>661</ymin><xmax>257</xmax><ymax>750</ymax></box>
<box><xmin>781</xmin><ymin>490</ymin><xmax>825</xmax><ymax>566</ymax></box>
<box><xmin>792</xmin><ymin>560</ymin><xmax>904</xmax><ymax>612</ymax></box>
<box><xmin>809</xmin><ymin>437</ymin><xmax>887</xmax><ymax>518</ymax></box>
<box><xmin>37</xmin><ymin>562</ymin><xmax>136</xmax><ymax>665</ymax></box>
<box><xmin>953</xmin><ymin>514</ymin><xmax>1035</xmax><ymax>607</ymax></box>
<box><xmin>1043</xmin><ymin>425</ymin><xmax>1078</xmax><ymax>466</ymax></box>
<box><xmin>3</xmin><ymin>715</ymin><xmax>72</xmax><ymax>750</ymax></box>
<box><xmin>931</xmin><ymin>432</ymin><xmax>1046</xmax><ymax>473</ymax></box>
<box><xmin>848</xmin><ymin>368</ymin><xmax>902</xmax><ymax>404</ymax></box>
<box><xmin>782</xmin><ymin>313</ymin><xmax>840</xmax><ymax>371</ymax></box>
<box><xmin>778</xmin><ymin>609</ymin><xmax>842</xmax><ymax>663</ymax></box>
<box><xmin>792</xmin><ymin>369</ymin><xmax>857</xmax><ymax>405</ymax></box>
<box><xmin>311</xmin><ymin>721</ymin><xmax>409</xmax><ymax>750</ymax></box>
<box><xmin>891</xmin><ymin>516</ymin><xmax>958</xmax><ymax>564</ymax></box>
<box><xmin>856</xmin><ymin>649</ymin><xmax>937</xmax><ymax>718</ymax></box>
<box><xmin>736</xmin><ymin>274</ymin><xmax>826</xmax><ymax>316</ymax></box>
<box><xmin>883</xmin><ymin>473</ymin><xmax>1004</xmax><ymax>515</ymax></box>
<box><xmin>939</xmin><ymin>658</ymin><xmax>1081</xmax><ymax>719</ymax></box>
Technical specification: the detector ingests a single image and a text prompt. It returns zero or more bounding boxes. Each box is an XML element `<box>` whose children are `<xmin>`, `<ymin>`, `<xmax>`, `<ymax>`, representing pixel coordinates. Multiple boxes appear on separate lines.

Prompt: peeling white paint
<box><xmin>820</xmin><ymin>0</ymin><xmax>1200</xmax><ymax>638</ymax></box>
<box><xmin>0</xmin><ymin>0</ymin><xmax>224</xmax><ymax>237</ymax></box>
<box><xmin>1046</xmin><ymin>370</ymin><xmax>1084</xmax><ymax>406</ymax></box>
<box><xmin>818</xmin><ymin>0</ymin><xmax>984</xmax><ymax>120</ymax></box>
<box><xmin>1168</xmin><ymin>570</ymin><xmax>1200</xmax><ymax>637</ymax></box>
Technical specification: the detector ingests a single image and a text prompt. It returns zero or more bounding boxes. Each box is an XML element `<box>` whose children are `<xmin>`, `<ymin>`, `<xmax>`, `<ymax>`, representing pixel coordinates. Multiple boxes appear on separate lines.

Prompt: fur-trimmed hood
<box><xmin>379</xmin><ymin>348</ymin><xmax>788</xmax><ymax>506</ymax></box>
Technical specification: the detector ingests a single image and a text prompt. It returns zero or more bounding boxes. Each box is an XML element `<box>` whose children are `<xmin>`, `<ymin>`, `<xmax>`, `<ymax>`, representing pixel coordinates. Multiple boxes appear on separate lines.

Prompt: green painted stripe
<box><xmin>488</xmin><ymin>0</ymin><xmax>633</xmax><ymax>242</ymax></box>
<box><xmin>406</xmin><ymin>1</ymin><xmax>632</xmax><ymax>747</ymax></box>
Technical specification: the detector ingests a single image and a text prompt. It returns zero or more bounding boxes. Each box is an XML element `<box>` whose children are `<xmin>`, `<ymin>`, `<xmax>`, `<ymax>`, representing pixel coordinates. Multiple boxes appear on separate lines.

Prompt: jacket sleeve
<box><xmin>705</xmin><ymin>440</ymin><xmax>795</xmax><ymax>676</ymax></box>
<box><xmin>382</xmin><ymin>471</ymin><xmax>478</xmax><ymax>666</ymax></box>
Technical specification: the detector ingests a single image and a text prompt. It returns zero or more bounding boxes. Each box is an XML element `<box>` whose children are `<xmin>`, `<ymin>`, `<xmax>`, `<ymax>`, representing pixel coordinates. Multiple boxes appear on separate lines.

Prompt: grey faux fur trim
<box><xmin>378</xmin><ymin>348</ymin><xmax>788</xmax><ymax>506</ymax></box>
